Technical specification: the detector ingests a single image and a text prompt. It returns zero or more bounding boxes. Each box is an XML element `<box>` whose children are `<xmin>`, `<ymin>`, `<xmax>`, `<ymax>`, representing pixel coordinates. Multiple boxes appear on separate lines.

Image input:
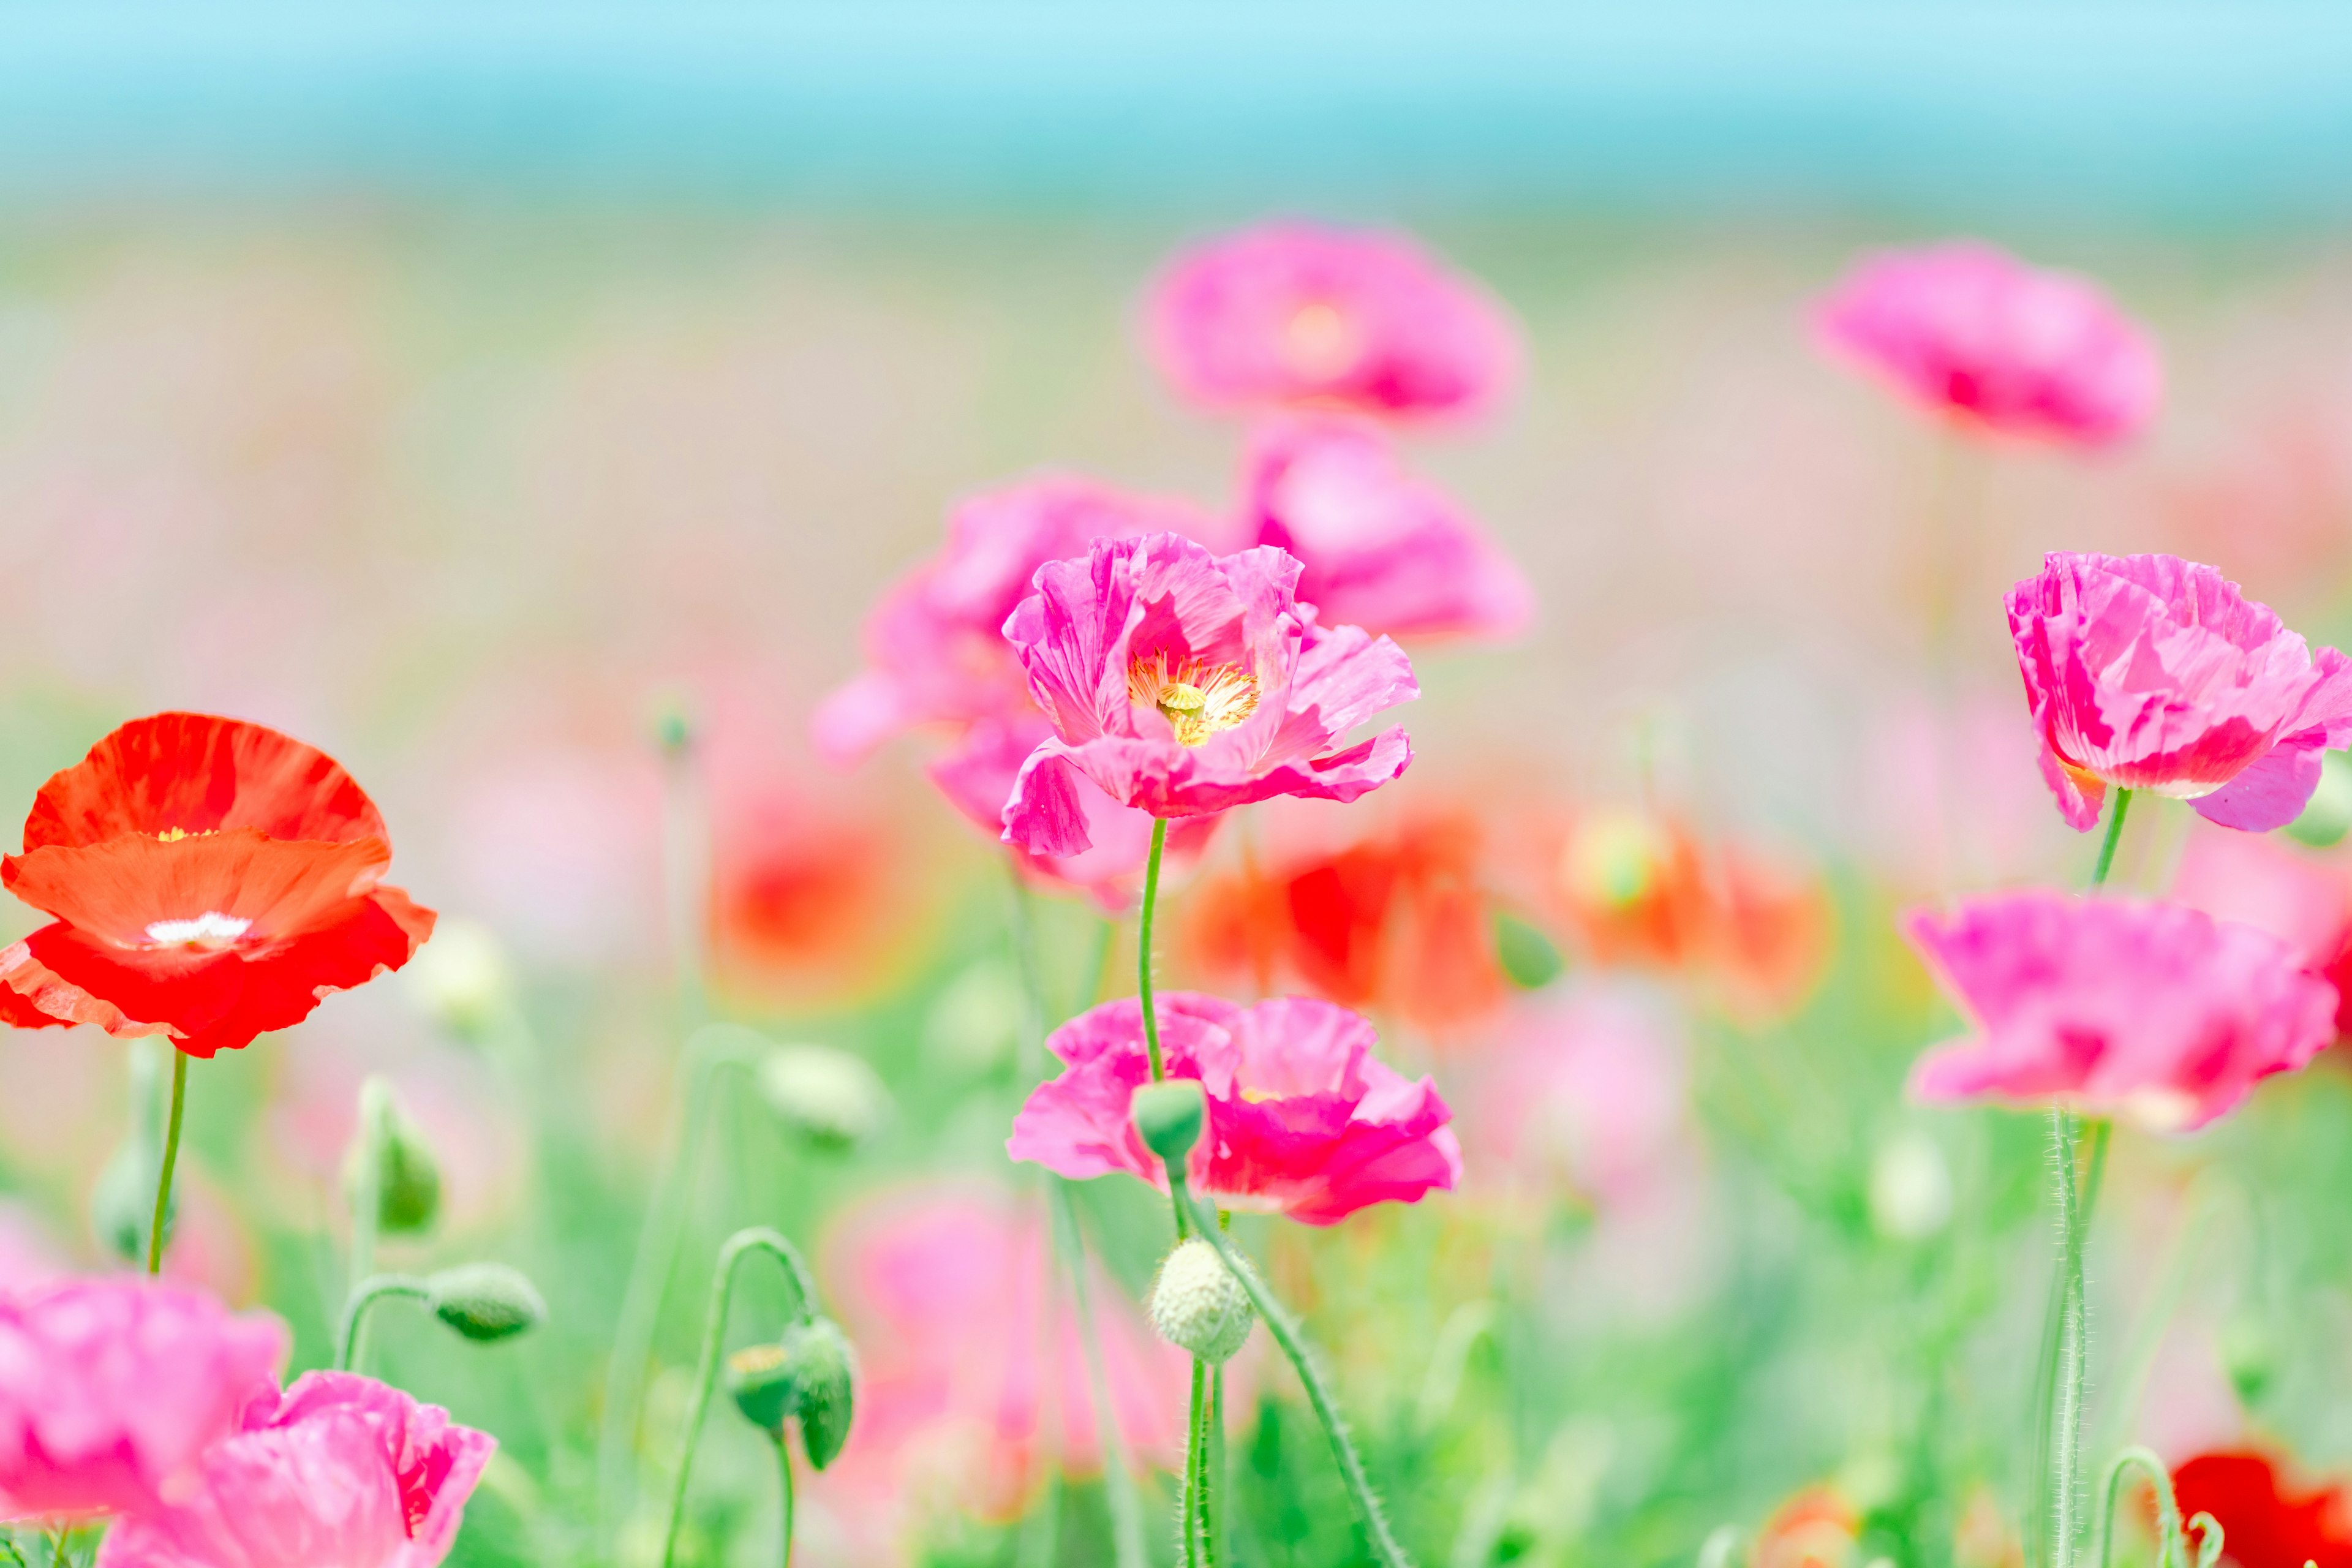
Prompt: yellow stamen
<box><xmin>1128</xmin><ymin>653</ymin><xmax>1261</xmax><ymax>748</ymax></box>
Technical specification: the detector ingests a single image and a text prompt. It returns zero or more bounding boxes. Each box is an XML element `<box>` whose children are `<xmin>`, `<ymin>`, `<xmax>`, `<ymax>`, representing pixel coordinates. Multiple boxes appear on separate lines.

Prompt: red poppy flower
<box><xmin>2173</xmin><ymin>1451</ymin><xmax>2352</xmax><ymax>1568</ymax></box>
<box><xmin>0</xmin><ymin>714</ymin><xmax>434</xmax><ymax>1058</ymax></box>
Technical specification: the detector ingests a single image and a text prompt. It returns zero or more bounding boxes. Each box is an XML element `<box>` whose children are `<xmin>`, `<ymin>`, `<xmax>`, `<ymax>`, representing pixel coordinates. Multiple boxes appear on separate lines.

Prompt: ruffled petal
<box><xmin>1000</xmin><ymin>741</ymin><xmax>1098</xmax><ymax>858</ymax></box>
<box><xmin>24</xmin><ymin>713</ymin><xmax>386</xmax><ymax>851</ymax></box>
<box><xmin>3</xmin><ymin>831</ymin><xmax>390</xmax><ymax>946</ymax></box>
<box><xmin>2192</xmin><ymin>728</ymin><xmax>2330</xmax><ymax>832</ymax></box>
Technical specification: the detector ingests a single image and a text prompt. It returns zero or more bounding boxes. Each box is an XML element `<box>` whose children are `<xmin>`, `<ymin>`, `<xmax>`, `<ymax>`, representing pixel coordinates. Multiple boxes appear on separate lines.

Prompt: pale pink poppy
<box><xmin>999</xmin><ymin>534</ymin><xmax>1416</xmax><ymax>857</ymax></box>
<box><xmin>1145</xmin><ymin>222</ymin><xmax>1520</xmax><ymax>424</ymax></box>
<box><xmin>1816</xmin><ymin>241</ymin><xmax>2160</xmax><ymax>447</ymax></box>
<box><xmin>93</xmin><ymin>1371</ymin><xmax>492</xmax><ymax>1568</ymax></box>
<box><xmin>1237</xmin><ymin>417</ymin><xmax>1532</xmax><ymax>643</ymax></box>
<box><xmin>805</xmin><ymin>1181</ymin><xmax>1192</xmax><ymax>1558</ymax></box>
<box><xmin>0</xmin><ymin>1278</ymin><xmax>285</xmax><ymax>1521</ymax></box>
<box><xmin>2010</xmin><ymin>552</ymin><xmax>2352</xmax><ymax>832</ymax></box>
<box><xmin>1905</xmin><ymin>889</ymin><xmax>2337</xmax><ymax>1133</ymax></box>
<box><xmin>1009</xmin><ymin>993</ymin><xmax>1460</xmax><ymax>1224</ymax></box>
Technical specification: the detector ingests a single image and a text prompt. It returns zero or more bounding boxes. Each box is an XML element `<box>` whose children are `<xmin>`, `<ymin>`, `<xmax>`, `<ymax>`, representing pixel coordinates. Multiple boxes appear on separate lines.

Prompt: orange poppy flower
<box><xmin>0</xmin><ymin>713</ymin><xmax>434</xmax><ymax>1058</ymax></box>
<box><xmin>1185</xmin><ymin>807</ymin><xmax>1504</xmax><ymax>1033</ymax></box>
<box><xmin>1752</xmin><ymin>1485</ymin><xmax>1860</xmax><ymax>1568</ymax></box>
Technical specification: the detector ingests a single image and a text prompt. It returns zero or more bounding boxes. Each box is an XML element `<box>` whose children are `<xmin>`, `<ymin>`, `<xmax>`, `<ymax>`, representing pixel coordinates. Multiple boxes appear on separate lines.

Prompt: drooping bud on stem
<box><xmin>424</xmin><ymin>1263</ymin><xmax>547</xmax><ymax>1343</ymax></box>
<box><xmin>756</xmin><ymin>1044</ymin><xmax>892</xmax><ymax>1152</ymax></box>
<box><xmin>342</xmin><ymin>1077</ymin><xmax>443</xmax><ymax>1237</ymax></box>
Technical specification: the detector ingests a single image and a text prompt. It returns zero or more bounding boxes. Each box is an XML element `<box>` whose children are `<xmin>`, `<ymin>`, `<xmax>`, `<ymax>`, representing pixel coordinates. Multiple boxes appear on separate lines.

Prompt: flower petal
<box><xmin>24</xmin><ymin>713</ymin><xmax>387</xmax><ymax>851</ymax></box>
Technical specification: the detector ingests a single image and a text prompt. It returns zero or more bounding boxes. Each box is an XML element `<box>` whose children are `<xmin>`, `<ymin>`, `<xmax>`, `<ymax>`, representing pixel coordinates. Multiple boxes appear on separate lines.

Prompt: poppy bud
<box><xmin>2218</xmin><ymin>1314</ymin><xmax>2274</xmax><ymax>1406</ymax></box>
<box><xmin>780</xmin><ymin>1318</ymin><xmax>857</xmax><ymax>1469</ymax></box>
<box><xmin>725</xmin><ymin>1342</ymin><xmax>796</xmax><ymax>1435</ymax></box>
<box><xmin>1147</xmin><ymin>1238</ymin><xmax>1254</xmax><ymax>1364</ymax></box>
<box><xmin>424</xmin><ymin>1263</ymin><xmax>547</xmax><ymax>1343</ymax></box>
<box><xmin>1491</xmin><ymin>910</ymin><xmax>1565</xmax><ymax>989</ymax></box>
<box><xmin>1131</xmin><ymin>1079</ymin><xmax>1205</xmax><ymax>1164</ymax></box>
<box><xmin>755</xmin><ymin>1045</ymin><xmax>891</xmax><ymax>1152</ymax></box>
<box><xmin>341</xmin><ymin>1079</ymin><xmax>442</xmax><ymax>1237</ymax></box>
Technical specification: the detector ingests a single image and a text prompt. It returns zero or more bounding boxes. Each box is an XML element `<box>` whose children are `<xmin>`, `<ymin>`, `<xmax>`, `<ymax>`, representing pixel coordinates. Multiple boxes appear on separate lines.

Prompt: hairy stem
<box><xmin>660</xmin><ymin>1227</ymin><xmax>819</xmax><ymax>1568</ymax></box>
<box><xmin>1183</xmin><ymin>1358</ymin><xmax>1207</xmax><ymax>1568</ymax></box>
<box><xmin>1173</xmin><ymin>1182</ymin><xmax>1415</xmax><ymax>1568</ymax></box>
<box><xmin>2095</xmin><ymin>1447</ymin><xmax>2185</xmax><ymax>1568</ymax></box>
<box><xmin>146</xmin><ymin>1050</ymin><xmax>187</xmax><ymax>1276</ymax></box>
<box><xmin>337</xmin><ymin>1274</ymin><xmax>430</xmax><ymax>1373</ymax></box>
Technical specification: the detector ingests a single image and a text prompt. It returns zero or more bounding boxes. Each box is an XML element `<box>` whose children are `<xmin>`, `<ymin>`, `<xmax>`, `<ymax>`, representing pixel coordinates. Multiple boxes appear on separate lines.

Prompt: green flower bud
<box><xmin>782</xmin><ymin>1318</ymin><xmax>857</xmax><ymax>1469</ymax></box>
<box><xmin>1491</xmin><ymin>910</ymin><xmax>1566</xmax><ymax>989</ymax></box>
<box><xmin>342</xmin><ymin>1079</ymin><xmax>442</xmax><ymax>1237</ymax></box>
<box><xmin>2219</xmin><ymin>1314</ymin><xmax>2274</xmax><ymax>1407</ymax></box>
<box><xmin>424</xmin><ymin>1263</ymin><xmax>547</xmax><ymax>1343</ymax></box>
<box><xmin>725</xmin><ymin>1342</ymin><xmax>796</xmax><ymax>1434</ymax></box>
<box><xmin>756</xmin><ymin>1045</ymin><xmax>891</xmax><ymax>1152</ymax></box>
<box><xmin>1131</xmin><ymin>1079</ymin><xmax>1205</xmax><ymax>1165</ymax></box>
<box><xmin>405</xmin><ymin>916</ymin><xmax>514</xmax><ymax>1038</ymax></box>
<box><xmin>1147</xmin><ymin>1238</ymin><xmax>1254</xmax><ymax>1365</ymax></box>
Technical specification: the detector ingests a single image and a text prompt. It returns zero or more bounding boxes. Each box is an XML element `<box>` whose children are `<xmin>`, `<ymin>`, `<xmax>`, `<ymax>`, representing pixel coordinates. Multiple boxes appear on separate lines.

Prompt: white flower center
<box><xmin>143</xmin><ymin>911</ymin><xmax>253</xmax><ymax>948</ymax></box>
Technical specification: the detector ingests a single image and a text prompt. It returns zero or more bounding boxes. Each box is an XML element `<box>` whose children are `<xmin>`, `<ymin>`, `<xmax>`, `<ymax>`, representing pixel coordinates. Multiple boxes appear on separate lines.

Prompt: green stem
<box><xmin>145</xmin><ymin>1050</ymin><xmax>188</xmax><ymax>1276</ymax></box>
<box><xmin>660</xmin><ymin>1227</ymin><xmax>820</xmax><ymax>1568</ymax></box>
<box><xmin>337</xmin><ymin>1273</ymin><xmax>429</xmax><ymax>1372</ymax></box>
<box><xmin>1209</xmin><ymin>1363</ymin><xmax>1228</xmax><ymax>1568</ymax></box>
<box><xmin>2095</xmin><ymin>1447</ymin><xmax>2185</xmax><ymax>1568</ymax></box>
<box><xmin>1183</xmin><ymin>1358</ymin><xmax>1207</xmax><ymax>1568</ymax></box>
<box><xmin>1172</xmin><ymin>1182</ymin><xmax>1415</xmax><ymax>1568</ymax></box>
<box><xmin>1137</xmin><ymin>818</ymin><xmax>1169</xmax><ymax>1082</ymax></box>
<box><xmin>597</xmin><ymin>1030</ymin><xmax>766</xmax><ymax>1539</ymax></box>
<box><xmin>2089</xmin><ymin>789</ymin><xmax>2134</xmax><ymax>891</ymax></box>
<box><xmin>1051</xmin><ymin>1180</ymin><xmax>1147</xmax><ymax>1568</ymax></box>
<box><xmin>2046</xmin><ymin>1112</ymin><xmax>2112</xmax><ymax>1568</ymax></box>
<box><xmin>774</xmin><ymin>1431</ymin><xmax>797</xmax><ymax>1568</ymax></box>
<box><xmin>47</xmin><ymin>1532</ymin><xmax>64</xmax><ymax>1568</ymax></box>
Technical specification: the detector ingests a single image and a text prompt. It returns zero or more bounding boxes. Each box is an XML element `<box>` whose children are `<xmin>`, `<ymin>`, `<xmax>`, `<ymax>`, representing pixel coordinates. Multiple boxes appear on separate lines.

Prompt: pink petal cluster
<box><xmin>1904</xmin><ymin>889</ymin><xmax>2337</xmax><ymax>1133</ymax></box>
<box><xmin>94</xmin><ymin>1371</ymin><xmax>493</xmax><ymax>1568</ymax></box>
<box><xmin>813</xmin><ymin>477</ymin><xmax>1227</xmax><ymax>909</ymax></box>
<box><xmin>1008</xmin><ymin>993</ymin><xmax>1461</xmax><ymax>1224</ymax></box>
<box><xmin>1145</xmin><ymin>222</ymin><xmax>1521</xmax><ymax>425</ymax></box>
<box><xmin>0</xmin><ymin>1278</ymin><xmax>284</xmax><ymax>1522</ymax></box>
<box><xmin>1816</xmin><ymin>241</ymin><xmax>2160</xmax><ymax>447</ymax></box>
<box><xmin>1000</xmin><ymin>533</ymin><xmax>1417</xmax><ymax>856</ymax></box>
<box><xmin>2010</xmin><ymin>552</ymin><xmax>2352</xmax><ymax>832</ymax></box>
<box><xmin>1237</xmin><ymin>417</ymin><xmax>1533</xmax><ymax>643</ymax></box>
<box><xmin>809</xmin><ymin>1180</ymin><xmax>1194</xmax><ymax>1548</ymax></box>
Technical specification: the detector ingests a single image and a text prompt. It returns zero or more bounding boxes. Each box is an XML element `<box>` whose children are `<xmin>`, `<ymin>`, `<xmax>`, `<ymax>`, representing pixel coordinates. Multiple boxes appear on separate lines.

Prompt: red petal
<box><xmin>4</xmin><ymin>830</ymin><xmax>390</xmax><ymax>945</ymax></box>
<box><xmin>23</xmin><ymin>712</ymin><xmax>387</xmax><ymax>851</ymax></box>
<box><xmin>171</xmin><ymin>887</ymin><xmax>435</xmax><ymax>1058</ymax></box>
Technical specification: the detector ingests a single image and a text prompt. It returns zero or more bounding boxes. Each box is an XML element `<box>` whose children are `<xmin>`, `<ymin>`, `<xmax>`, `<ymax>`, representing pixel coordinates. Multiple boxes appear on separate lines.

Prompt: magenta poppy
<box><xmin>1905</xmin><ymin>889</ymin><xmax>2336</xmax><ymax>1133</ymax></box>
<box><xmin>998</xmin><ymin>533</ymin><xmax>1417</xmax><ymax>858</ymax></box>
<box><xmin>1816</xmin><ymin>241</ymin><xmax>2160</xmax><ymax>447</ymax></box>
<box><xmin>2010</xmin><ymin>552</ymin><xmax>2352</xmax><ymax>832</ymax></box>
<box><xmin>0</xmin><ymin>1277</ymin><xmax>285</xmax><ymax>1522</ymax></box>
<box><xmin>1237</xmin><ymin>416</ymin><xmax>1532</xmax><ymax>643</ymax></box>
<box><xmin>1145</xmin><ymin>222</ymin><xmax>1519</xmax><ymax>424</ymax></box>
<box><xmin>1008</xmin><ymin>993</ymin><xmax>1460</xmax><ymax>1224</ymax></box>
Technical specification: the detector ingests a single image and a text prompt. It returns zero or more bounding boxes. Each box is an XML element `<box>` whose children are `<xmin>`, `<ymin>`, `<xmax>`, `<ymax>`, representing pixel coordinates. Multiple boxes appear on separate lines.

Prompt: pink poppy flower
<box><xmin>92</xmin><ymin>1371</ymin><xmax>492</xmax><ymax>1568</ymax></box>
<box><xmin>812</xmin><ymin>477</ymin><xmax>1225</xmax><ymax>768</ymax></box>
<box><xmin>0</xmin><ymin>1278</ymin><xmax>285</xmax><ymax>1522</ymax></box>
<box><xmin>999</xmin><ymin>534</ymin><xmax>1417</xmax><ymax>858</ymax></box>
<box><xmin>807</xmin><ymin>1180</ymin><xmax>1194</xmax><ymax>1558</ymax></box>
<box><xmin>928</xmin><ymin>715</ymin><xmax>1219</xmax><ymax>913</ymax></box>
<box><xmin>1145</xmin><ymin>222</ymin><xmax>1521</xmax><ymax>424</ymax></box>
<box><xmin>1815</xmin><ymin>241</ymin><xmax>2160</xmax><ymax>447</ymax></box>
<box><xmin>1904</xmin><ymin>889</ymin><xmax>2337</xmax><ymax>1133</ymax></box>
<box><xmin>1236</xmin><ymin>417</ymin><xmax>1533</xmax><ymax>643</ymax></box>
<box><xmin>2009</xmin><ymin>552</ymin><xmax>2352</xmax><ymax>832</ymax></box>
<box><xmin>1008</xmin><ymin>993</ymin><xmax>1460</xmax><ymax>1224</ymax></box>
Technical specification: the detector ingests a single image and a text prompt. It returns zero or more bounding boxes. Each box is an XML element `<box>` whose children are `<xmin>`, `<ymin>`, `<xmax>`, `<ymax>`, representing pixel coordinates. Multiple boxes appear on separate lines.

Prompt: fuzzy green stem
<box><xmin>773</xmin><ymin>1431</ymin><xmax>797</xmax><ymax>1568</ymax></box>
<box><xmin>2046</xmin><ymin>1112</ymin><xmax>2111</xmax><ymax>1568</ymax></box>
<box><xmin>2090</xmin><ymin>790</ymin><xmax>2134</xmax><ymax>891</ymax></box>
<box><xmin>1137</xmin><ymin>818</ymin><xmax>1170</xmax><ymax>1082</ymax></box>
<box><xmin>1209</xmin><ymin>1363</ymin><xmax>1229</xmax><ymax>1568</ymax></box>
<box><xmin>660</xmin><ymin>1227</ymin><xmax>819</xmax><ymax>1568</ymax></box>
<box><xmin>1183</xmin><ymin>1358</ymin><xmax>1208</xmax><ymax>1568</ymax></box>
<box><xmin>2095</xmin><ymin>1447</ymin><xmax>2185</xmax><ymax>1568</ymax></box>
<box><xmin>1052</xmin><ymin>1181</ymin><xmax>1147</xmax><ymax>1568</ymax></box>
<box><xmin>1172</xmin><ymin>1182</ymin><xmax>1415</xmax><ymax>1568</ymax></box>
<box><xmin>145</xmin><ymin>1050</ymin><xmax>187</xmax><ymax>1276</ymax></box>
<box><xmin>597</xmin><ymin>1030</ymin><xmax>767</xmax><ymax>1539</ymax></box>
<box><xmin>337</xmin><ymin>1274</ymin><xmax>430</xmax><ymax>1373</ymax></box>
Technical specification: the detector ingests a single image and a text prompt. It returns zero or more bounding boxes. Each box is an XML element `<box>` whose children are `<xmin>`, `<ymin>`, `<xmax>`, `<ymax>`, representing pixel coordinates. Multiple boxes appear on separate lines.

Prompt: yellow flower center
<box><xmin>1128</xmin><ymin>653</ymin><xmax>1261</xmax><ymax>748</ymax></box>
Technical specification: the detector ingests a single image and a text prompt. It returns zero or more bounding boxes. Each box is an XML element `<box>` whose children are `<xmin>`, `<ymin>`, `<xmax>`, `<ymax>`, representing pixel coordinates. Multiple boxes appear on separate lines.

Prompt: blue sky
<box><xmin>2</xmin><ymin>2</ymin><xmax>2348</xmax><ymax>217</ymax></box>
